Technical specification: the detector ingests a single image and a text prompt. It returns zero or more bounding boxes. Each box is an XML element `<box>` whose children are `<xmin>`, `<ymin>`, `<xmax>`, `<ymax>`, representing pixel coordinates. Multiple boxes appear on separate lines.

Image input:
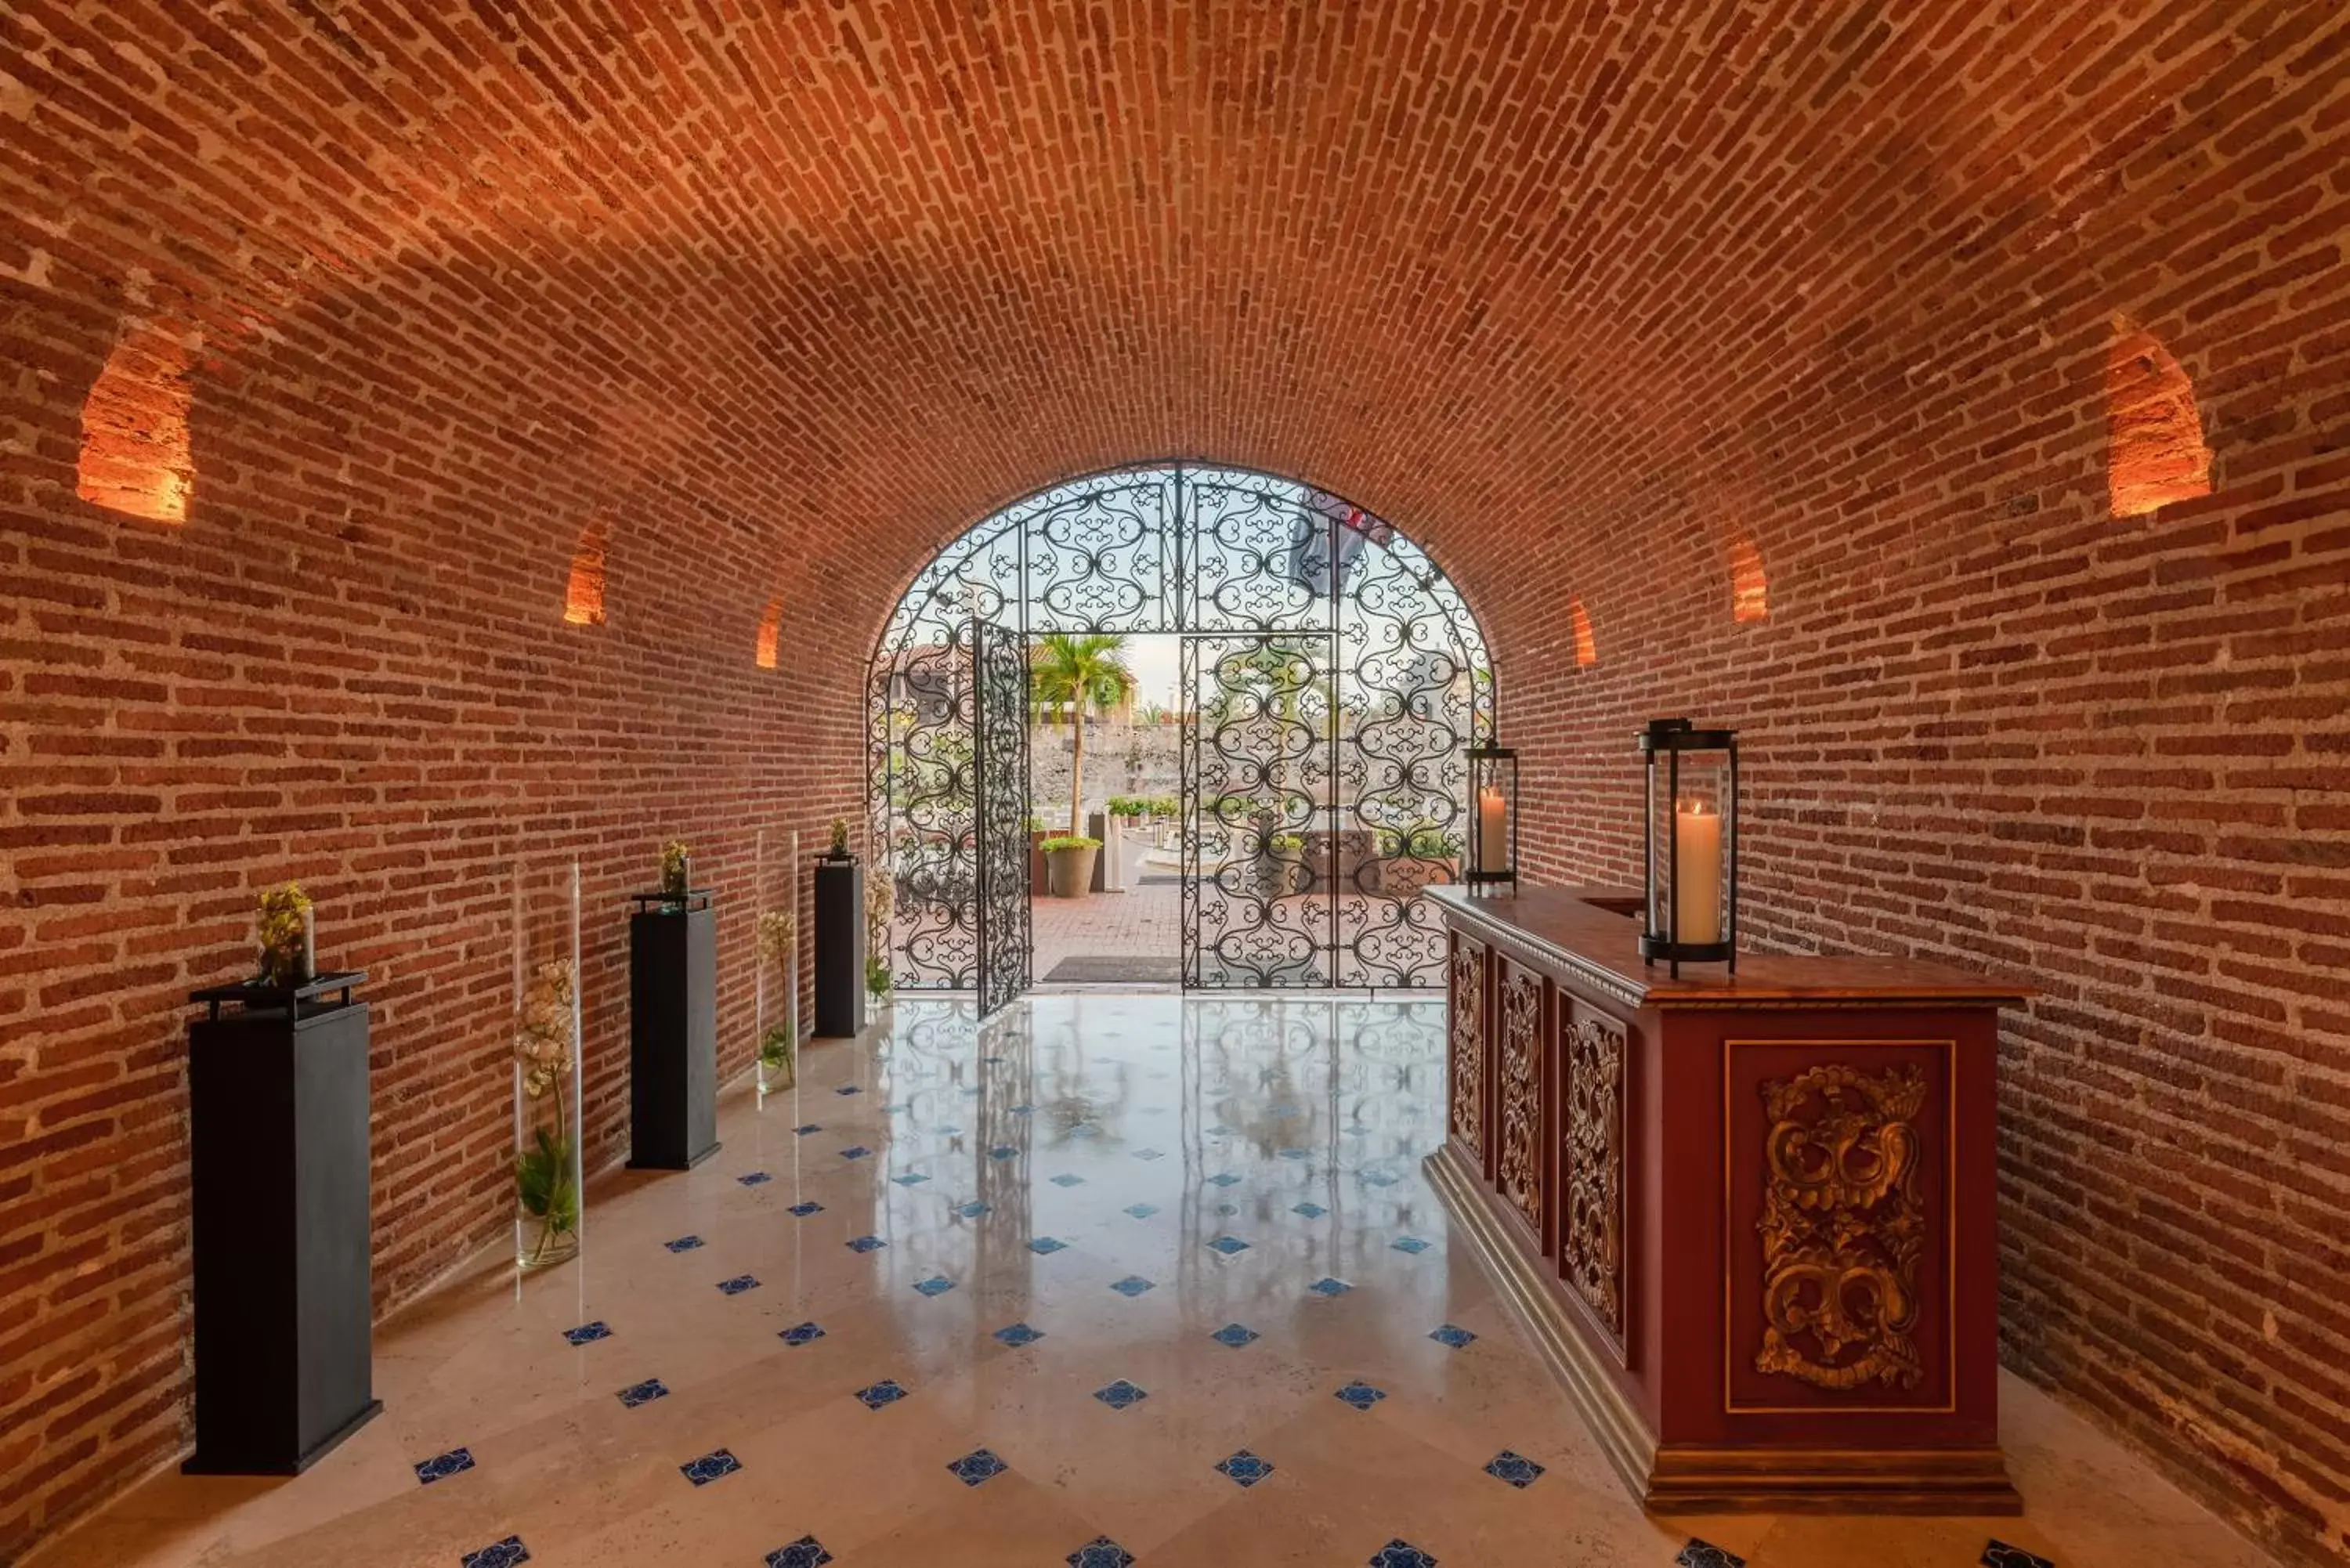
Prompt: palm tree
<box><xmin>1030</xmin><ymin>633</ymin><xmax>1134</xmax><ymax>836</ymax></box>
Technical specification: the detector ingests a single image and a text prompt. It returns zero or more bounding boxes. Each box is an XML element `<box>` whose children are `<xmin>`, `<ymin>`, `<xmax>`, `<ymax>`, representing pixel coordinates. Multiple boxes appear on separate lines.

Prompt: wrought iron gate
<box><xmin>1182</xmin><ymin>633</ymin><xmax>1337</xmax><ymax>986</ymax></box>
<box><xmin>973</xmin><ymin>618</ymin><xmax>1032</xmax><ymax>1019</ymax></box>
<box><xmin>871</xmin><ymin>464</ymin><xmax>1491</xmax><ymax>994</ymax></box>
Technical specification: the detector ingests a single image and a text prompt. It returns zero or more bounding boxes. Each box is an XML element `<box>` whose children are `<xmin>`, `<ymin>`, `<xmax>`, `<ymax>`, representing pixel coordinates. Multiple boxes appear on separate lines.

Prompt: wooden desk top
<box><xmin>1425</xmin><ymin>884</ymin><xmax>2032</xmax><ymax>1011</ymax></box>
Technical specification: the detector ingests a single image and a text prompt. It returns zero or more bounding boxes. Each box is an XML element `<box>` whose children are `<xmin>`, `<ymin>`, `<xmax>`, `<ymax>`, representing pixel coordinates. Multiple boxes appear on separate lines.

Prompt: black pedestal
<box><xmin>627</xmin><ymin>892</ymin><xmax>720</xmax><ymax>1170</ymax></box>
<box><xmin>183</xmin><ymin>974</ymin><xmax>381</xmax><ymax>1474</ymax></box>
<box><xmin>814</xmin><ymin>857</ymin><xmax>866</xmax><ymax>1039</ymax></box>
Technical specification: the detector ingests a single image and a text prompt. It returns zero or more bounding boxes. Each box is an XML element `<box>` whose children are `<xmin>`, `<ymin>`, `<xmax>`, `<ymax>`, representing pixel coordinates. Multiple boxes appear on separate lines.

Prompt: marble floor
<box><xmin>38</xmin><ymin>995</ymin><xmax>2278</xmax><ymax>1568</ymax></box>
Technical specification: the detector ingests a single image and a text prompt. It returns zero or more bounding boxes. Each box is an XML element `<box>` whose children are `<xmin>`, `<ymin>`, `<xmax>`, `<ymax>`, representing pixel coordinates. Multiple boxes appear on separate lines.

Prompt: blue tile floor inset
<box><xmin>891</xmin><ymin>1172</ymin><xmax>930</xmax><ymax>1186</ymax></box>
<box><xmin>1092</xmin><ymin>1378</ymin><xmax>1149</xmax><ymax>1410</ymax></box>
<box><xmin>1981</xmin><ymin>1546</ymin><xmax>2053</xmax><ymax>1568</ymax></box>
<box><xmin>1108</xmin><ymin>1275</ymin><xmax>1156</xmax><ymax>1297</ymax></box>
<box><xmin>1292</xmin><ymin>1201</ymin><xmax>1329</xmax><ymax>1219</ymax></box>
<box><xmin>1391</xmin><ymin>1236</ymin><xmax>1432</xmax><ymax>1255</ymax></box>
<box><xmin>1067</xmin><ymin>1537</ymin><xmax>1136</xmax><ymax>1568</ymax></box>
<box><xmin>1050</xmin><ymin>1173</ymin><xmax>1086</xmax><ymax>1187</ymax></box>
<box><xmin>738</xmin><ymin>1171</ymin><xmax>772</xmax><ymax>1187</ymax></box>
<box><xmin>1429</xmin><ymin>1323</ymin><xmax>1477</xmax><ymax>1349</ymax></box>
<box><xmin>1334</xmin><ymin>1381</ymin><xmax>1387</xmax><ymax>1410</ymax></box>
<box><xmin>839</xmin><ymin>1146</ymin><xmax>870</xmax><ymax>1161</ymax></box>
<box><xmin>845</xmin><ymin>1235</ymin><xmax>886</xmax><ymax>1254</ymax></box>
<box><xmin>678</xmin><ymin>1448</ymin><xmax>740</xmax><ymax>1486</ymax></box>
<box><xmin>716</xmin><ymin>1274</ymin><xmax>760</xmax><ymax>1295</ymax></box>
<box><xmin>1307</xmin><ymin>1277</ymin><xmax>1352</xmax><ymax>1297</ymax></box>
<box><xmin>562</xmin><ymin>1321</ymin><xmax>611</xmax><ymax>1346</ymax></box>
<box><xmin>1123</xmin><ymin>1203</ymin><xmax>1159</xmax><ymax>1219</ymax></box>
<box><xmin>461</xmin><ymin>1536</ymin><xmax>530</xmax><ymax>1568</ymax></box>
<box><xmin>778</xmin><ymin>1321</ymin><xmax>826</xmax><ymax>1347</ymax></box>
<box><xmin>1029</xmin><ymin>1236</ymin><xmax>1069</xmax><ymax>1255</ymax></box>
<box><xmin>945</xmin><ymin>1447</ymin><xmax>1009</xmax><ymax>1487</ymax></box>
<box><xmin>1204</xmin><ymin>1172</ymin><xmax>1242</xmax><ymax>1187</ymax></box>
<box><xmin>1216</xmin><ymin>1449</ymin><xmax>1274</xmax><ymax>1487</ymax></box>
<box><xmin>854</xmin><ymin>1378</ymin><xmax>909</xmax><ymax>1411</ymax></box>
<box><xmin>787</xmin><ymin>1201</ymin><xmax>824</xmax><ymax>1218</ymax></box>
<box><xmin>911</xmin><ymin>1275</ymin><xmax>956</xmax><ymax>1297</ymax></box>
<box><xmin>765</xmin><ymin>1536</ymin><xmax>833</xmax><ymax>1568</ymax></box>
<box><xmin>1206</xmin><ymin>1235</ymin><xmax>1250</xmax><ymax>1255</ymax></box>
<box><xmin>663</xmin><ymin>1234</ymin><xmax>704</xmax><ymax>1252</ymax></box>
<box><xmin>993</xmin><ymin>1322</ymin><xmax>1045</xmax><ymax>1347</ymax></box>
<box><xmin>1368</xmin><ymin>1541</ymin><xmax>1438</xmax><ymax>1568</ymax></box>
<box><xmin>1210</xmin><ymin>1323</ymin><xmax>1260</xmax><ymax>1348</ymax></box>
<box><xmin>1484</xmin><ymin>1450</ymin><xmax>1545</xmax><ymax>1488</ymax></box>
<box><xmin>956</xmin><ymin>1201</ymin><xmax>992</xmax><ymax>1218</ymax></box>
<box><xmin>413</xmin><ymin>1447</ymin><xmax>474</xmax><ymax>1485</ymax></box>
<box><xmin>1676</xmin><ymin>1541</ymin><xmax>1746</xmax><ymax>1568</ymax></box>
<box><xmin>616</xmin><ymin>1378</ymin><xmax>669</xmax><ymax>1408</ymax></box>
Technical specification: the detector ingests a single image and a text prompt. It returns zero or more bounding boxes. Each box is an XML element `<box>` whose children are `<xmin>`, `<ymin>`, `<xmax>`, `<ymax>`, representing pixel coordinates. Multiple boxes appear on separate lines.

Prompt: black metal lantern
<box><xmin>1465</xmin><ymin>744</ymin><xmax>1518</xmax><ymax>894</ymax></box>
<box><xmin>1639</xmin><ymin>718</ymin><xmax>1738</xmax><ymax>975</ymax></box>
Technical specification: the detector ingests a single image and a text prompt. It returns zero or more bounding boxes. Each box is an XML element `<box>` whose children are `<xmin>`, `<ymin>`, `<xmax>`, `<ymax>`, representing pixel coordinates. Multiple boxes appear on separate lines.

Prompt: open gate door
<box><xmin>973</xmin><ymin>618</ymin><xmax>1032</xmax><ymax>1020</ymax></box>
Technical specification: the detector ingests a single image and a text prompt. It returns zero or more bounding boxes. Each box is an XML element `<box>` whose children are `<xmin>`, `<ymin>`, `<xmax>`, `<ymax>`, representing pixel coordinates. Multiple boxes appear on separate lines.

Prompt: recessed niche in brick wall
<box><xmin>756</xmin><ymin>595</ymin><xmax>782</xmax><ymax>668</ymax></box>
<box><xmin>76</xmin><ymin>320</ymin><xmax>196</xmax><ymax>522</ymax></box>
<box><xmin>1729</xmin><ymin>537</ymin><xmax>1769</xmax><ymax>623</ymax></box>
<box><xmin>1570</xmin><ymin>597</ymin><xmax>1597</xmax><ymax>667</ymax></box>
<box><xmin>2106</xmin><ymin>320</ymin><xmax>2213</xmax><ymax>518</ymax></box>
<box><xmin>563</xmin><ymin>523</ymin><xmax>608</xmax><ymax>626</ymax></box>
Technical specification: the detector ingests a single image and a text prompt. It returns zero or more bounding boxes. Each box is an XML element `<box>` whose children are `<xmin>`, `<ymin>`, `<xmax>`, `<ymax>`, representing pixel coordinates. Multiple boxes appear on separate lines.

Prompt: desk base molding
<box><xmin>1428</xmin><ymin>1140</ymin><xmax>2020</xmax><ymax>1516</ymax></box>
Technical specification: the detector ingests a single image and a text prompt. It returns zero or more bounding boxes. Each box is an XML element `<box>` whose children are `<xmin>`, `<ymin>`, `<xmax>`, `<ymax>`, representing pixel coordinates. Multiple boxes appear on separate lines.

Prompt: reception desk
<box><xmin>1424</xmin><ymin>885</ymin><xmax>2030</xmax><ymax>1513</ymax></box>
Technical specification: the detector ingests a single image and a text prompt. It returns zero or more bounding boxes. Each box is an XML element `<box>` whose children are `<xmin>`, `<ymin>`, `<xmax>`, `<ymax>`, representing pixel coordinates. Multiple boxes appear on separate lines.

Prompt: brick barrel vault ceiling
<box><xmin>2</xmin><ymin>3</ymin><xmax>2348</xmax><ymax>1566</ymax></box>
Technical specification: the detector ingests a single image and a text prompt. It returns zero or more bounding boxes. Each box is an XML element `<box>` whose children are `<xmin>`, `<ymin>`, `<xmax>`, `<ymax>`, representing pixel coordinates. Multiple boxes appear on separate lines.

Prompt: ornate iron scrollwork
<box><xmin>870</xmin><ymin>464</ymin><xmax>1493</xmax><ymax>992</ymax></box>
<box><xmin>974</xmin><ymin>620</ymin><xmax>1032</xmax><ymax>1019</ymax></box>
<box><xmin>1448</xmin><ymin>938</ymin><xmax>1485</xmax><ymax>1157</ymax></box>
<box><xmin>1497</xmin><ymin>969</ymin><xmax>1542</xmax><ymax>1230</ymax></box>
<box><xmin>1562</xmin><ymin>1014</ymin><xmax>1625</xmax><ymax>1335</ymax></box>
<box><xmin>1754</xmin><ymin>1062</ymin><xmax>1929</xmax><ymax>1392</ymax></box>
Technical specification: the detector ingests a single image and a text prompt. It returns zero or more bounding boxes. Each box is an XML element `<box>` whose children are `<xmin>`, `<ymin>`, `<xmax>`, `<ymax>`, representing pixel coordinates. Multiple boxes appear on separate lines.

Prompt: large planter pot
<box><xmin>1045</xmin><ymin>845</ymin><xmax>1099</xmax><ymax>898</ymax></box>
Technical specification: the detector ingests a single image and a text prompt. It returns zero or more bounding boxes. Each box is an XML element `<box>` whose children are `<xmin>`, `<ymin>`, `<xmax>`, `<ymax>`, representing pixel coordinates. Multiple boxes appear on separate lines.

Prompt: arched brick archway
<box><xmin>867</xmin><ymin>461</ymin><xmax>1495</xmax><ymax>995</ymax></box>
<box><xmin>1</xmin><ymin>5</ymin><xmax>2345</xmax><ymax>1563</ymax></box>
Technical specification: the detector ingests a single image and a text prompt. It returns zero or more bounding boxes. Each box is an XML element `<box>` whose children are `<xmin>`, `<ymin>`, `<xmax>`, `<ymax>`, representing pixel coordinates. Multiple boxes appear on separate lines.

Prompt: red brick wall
<box><xmin>3</xmin><ymin>3</ymin><xmax>2347</xmax><ymax>1563</ymax></box>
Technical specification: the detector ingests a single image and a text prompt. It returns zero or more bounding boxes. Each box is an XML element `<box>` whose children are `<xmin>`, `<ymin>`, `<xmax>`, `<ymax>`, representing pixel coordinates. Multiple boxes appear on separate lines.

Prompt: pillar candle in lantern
<box><xmin>1674</xmin><ymin>798</ymin><xmax>1723</xmax><ymax>944</ymax></box>
<box><xmin>1477</xmin><ymin>786</ymin><xmax>1509</xmax><ymax>873</ymax></box>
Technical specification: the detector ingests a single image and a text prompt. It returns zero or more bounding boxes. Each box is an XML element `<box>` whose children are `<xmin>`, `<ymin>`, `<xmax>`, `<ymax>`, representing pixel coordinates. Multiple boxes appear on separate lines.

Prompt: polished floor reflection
<box><xmin>39</xmin><ymin>995</ymin><xmax>2276</xmax><ymax>1567</ymax></box>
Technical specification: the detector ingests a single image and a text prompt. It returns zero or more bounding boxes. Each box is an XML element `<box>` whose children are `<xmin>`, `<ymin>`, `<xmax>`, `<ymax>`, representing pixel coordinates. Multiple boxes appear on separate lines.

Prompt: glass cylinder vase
<box><xmin>513</xmin><ymin>857</ymin><xmax>585</xmax><ymax>1270</ymax></box>
<box><xmin>755</xmin><ymin>829</ymin><xmax>800</xmax><ymax>1097</ymax></box>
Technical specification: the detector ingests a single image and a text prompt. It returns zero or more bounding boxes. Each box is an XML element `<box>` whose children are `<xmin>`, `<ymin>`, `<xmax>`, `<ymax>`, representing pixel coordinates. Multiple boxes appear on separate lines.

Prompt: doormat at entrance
<box><xmin>1137</xmin><ymin>874</ymin><xmax>1184</xmax><ymax>886</ymax></box>
<box><xmin>1045</xmin><ymin>955</ymin><xmax>1183</xmax><ymax>984</ymax></box>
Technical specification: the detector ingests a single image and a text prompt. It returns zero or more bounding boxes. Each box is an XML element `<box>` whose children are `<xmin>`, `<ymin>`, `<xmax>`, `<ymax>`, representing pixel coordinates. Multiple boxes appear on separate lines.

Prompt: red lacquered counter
<box><xmin>1424</xmin><ymin>884</ymin><xmax>2031</xmax><ymax>1513</ymax></box>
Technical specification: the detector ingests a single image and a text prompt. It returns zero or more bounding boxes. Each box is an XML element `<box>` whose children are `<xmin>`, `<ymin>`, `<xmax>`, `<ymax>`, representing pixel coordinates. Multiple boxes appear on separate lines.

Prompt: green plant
<box><xmin>1040</xmin><ymin>834</ymin><xmax>1102</xmax><ymax>854</ymax></box>
<box><xmin>865</xmin><ymin>952</ymin><xmax>893</xmax><ymax>999</ymax></box>
<box><xmin>1108</xmin><ymin>797</ymin><xmax>1146</xmax><ymax>818</ymax></box>
<box><xmin>1268</xmin><ymin>833</ymin><xmax>1305</xmax><ymax>854</ymax></box>
<box><xmin>1151</xmin><ymin>794</ymin><xmax>1180</xmax><ymax>818</ymax></box>
<box><xmin>515</xmin><ymin>1125</ymin><xmax>579</xmax><ymax>1263</ymax></box>
<box><xmin>1376</xmin><ymin>827</ymin><xmax>1463</xmax><ymax>858</ymax></box>
<box><xmin>1029</xmin><ymin>632</ymin><xmax>1135</xmax><ymax>836</ymax></box>
<box><xmin>512</xmin><ymin>958</ymin><xmax>579</xmax><ymax>1265</ymax></box>
<box><xmin>660</xmin><ymin>839</ymin><xmax>689</xmax><ymax>894</ymax></box>
<box><xmin>759</xmin><ymin>1019</ymin><xmax>795</xmax><ymax>1073</ymax></box>
<box><xmin>1025</xmin><ymin>814</ymin><xmax>1046</xmax><ymax>833</ymax></box>
<box><xmin>830</xmin><ymin>817</ymin><xmax>851</xmax><ymax>856</ymax></box>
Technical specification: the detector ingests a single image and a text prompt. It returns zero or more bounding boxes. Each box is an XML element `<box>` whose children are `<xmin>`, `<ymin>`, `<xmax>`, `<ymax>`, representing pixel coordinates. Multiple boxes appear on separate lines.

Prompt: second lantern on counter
<box><xmin>1639</xmin><ymin>717</ymin><xmax>1738</xmax><ymax>975</ymax></box>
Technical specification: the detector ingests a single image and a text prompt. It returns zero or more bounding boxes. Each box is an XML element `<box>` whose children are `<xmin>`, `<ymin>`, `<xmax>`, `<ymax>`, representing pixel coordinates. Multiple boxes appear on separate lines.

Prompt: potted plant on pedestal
<box><xmin>1041</xmin><ymin>833</ymin><xmax>1101</xmax><ymax>898</ymax></box>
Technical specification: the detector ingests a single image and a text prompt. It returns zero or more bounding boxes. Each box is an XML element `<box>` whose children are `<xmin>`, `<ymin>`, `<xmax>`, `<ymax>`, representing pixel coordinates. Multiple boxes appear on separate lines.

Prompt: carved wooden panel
<box><xmin>1448</xmin><ymin>936</ymin><xmax>1485</xmax><ymax>1159</ymax></box>
<box><xmin>1560</xmin><ymin>1011</ymin><xmax>1625</xmax><ymax>1338</ymax></box>
<box><xmin>1755</xmin><ymin>1062</ymin><xmax>1928</xmax><ymax>1392</ymax></box>
<box><xmin>1495</xmin><ymin>966</ymin><xmax>1543</xmax><ymax>1234</ymax></box>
